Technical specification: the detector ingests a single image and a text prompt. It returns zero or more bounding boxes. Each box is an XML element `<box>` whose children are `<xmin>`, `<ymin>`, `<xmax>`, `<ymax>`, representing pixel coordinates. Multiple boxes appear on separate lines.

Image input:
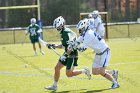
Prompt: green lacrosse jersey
<box><xmin>27</xmin><ymin>24</ymin><xmax>40</xmax><ymax>39</ymax></box>
<box><xmin>60</xmin><ymin>28</ymin><xmax>78</xmax><ymax>56</ymax></box>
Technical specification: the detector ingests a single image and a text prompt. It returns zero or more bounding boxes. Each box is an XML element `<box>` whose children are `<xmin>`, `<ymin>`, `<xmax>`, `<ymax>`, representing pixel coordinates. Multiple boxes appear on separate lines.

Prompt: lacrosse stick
<box><xmin>21</xmin><ymin>34</ymin><xmax>27</xmax><ymax>46</ymax></box>
<box><xmin>39</xmin><ymin>38</ymin><xmax>61</xmax><ymax>57</ymax></box>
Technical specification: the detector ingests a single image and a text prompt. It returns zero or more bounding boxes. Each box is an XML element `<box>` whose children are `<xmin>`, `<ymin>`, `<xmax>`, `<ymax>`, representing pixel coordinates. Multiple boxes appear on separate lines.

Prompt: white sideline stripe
<box><xmin>110</xmin><ymin>61</ymin><xmax>140</xmax><ymax>66</ymax></box>
<box><xmin>0</xmin><ymin>71</ymin><xmax>105</xmax><ymax>80</ymax></box>
<box><xmin>9</xmin><ymin>68</ymin><xmax>53</xmax><ymax>73</ymax></box>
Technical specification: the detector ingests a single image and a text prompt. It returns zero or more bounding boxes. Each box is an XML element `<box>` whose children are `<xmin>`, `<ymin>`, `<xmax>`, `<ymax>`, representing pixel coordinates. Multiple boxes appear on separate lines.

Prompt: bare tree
<box><xmin>136</xmin><ymin>0</ymin><xmax>140</xmax><ymax>18</ymax></box>
<box><xmin>95</xmin><ymin>0</ymin><xmax>98</xmax><ymax>10</ymax></box>
<box><xmin>125</xmin><ymin>0</ymin><xmax>130</xmax><ymax>21</ymax></box>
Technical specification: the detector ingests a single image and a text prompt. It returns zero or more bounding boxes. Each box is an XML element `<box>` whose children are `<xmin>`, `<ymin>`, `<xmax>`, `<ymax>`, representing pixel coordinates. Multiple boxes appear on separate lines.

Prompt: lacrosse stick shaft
<box><xmin>39</xmin><ymin>38</ymin><xmax>61</xmax><ymax>57</ymax></box>
<box><xmin>51</xmin><ymin>47</ymin><xmax>61</xmax><ymax>57</ymax></box>
<box><xmin>22</xmin><ymin>34</ymin><xmax>27</xmax><ymax>45</ymax></box>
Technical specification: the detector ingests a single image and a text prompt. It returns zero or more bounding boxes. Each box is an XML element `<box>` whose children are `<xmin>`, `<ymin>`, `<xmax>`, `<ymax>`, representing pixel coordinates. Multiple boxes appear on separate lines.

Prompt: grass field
<box><xmin>0</xmin><ymin>37</ymin><xmax>140</xmax><ymax>93</ymax></box>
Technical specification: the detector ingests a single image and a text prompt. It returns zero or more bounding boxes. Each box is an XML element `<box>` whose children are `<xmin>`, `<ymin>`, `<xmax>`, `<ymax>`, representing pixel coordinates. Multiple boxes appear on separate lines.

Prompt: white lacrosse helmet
<box><xmin>53</xmin><ymin>16</ymin><xmax>65</xmax><ymax>31</ymax></box>
<box><xmin>77</xmin><ymin>19</ymin><xmax>89</xmax><ymax>35</ymax></box>
<box><xmin>30</xmin><ymin>18</ymin><xmax>36</xmax><ymax>25</ymax></box>
<box><xmin>92</xmin><ymin>10</ymin><xmax>99</xmax><ymax>18</ymax></box>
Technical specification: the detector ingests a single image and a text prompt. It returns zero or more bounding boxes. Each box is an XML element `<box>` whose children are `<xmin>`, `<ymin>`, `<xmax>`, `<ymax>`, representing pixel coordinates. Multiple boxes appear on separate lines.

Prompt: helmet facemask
<box><xmin>56</xmin><ymin>24</ymin><xmax>64</xmax><ymax>32</ymax></box>
<box><xmin>78</xmin><ymin>28</ymin><xmax>84</xmax><ymax>35</ymax></box>
<box><xmin>77</xmin><ymin>19</ymin><xmax>89</xmax><ymax>35</ymax></box>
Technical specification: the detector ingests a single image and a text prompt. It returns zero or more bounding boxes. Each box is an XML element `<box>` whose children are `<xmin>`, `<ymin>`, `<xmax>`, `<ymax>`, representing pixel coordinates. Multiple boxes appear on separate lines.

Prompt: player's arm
<box><xmin>25</xmin><ymin>27</ymin><xmax>30</xmax><ymax>35</ymax></box>
<box><xmin>37</xmin><ymin>25</ymin><xmax>42</xmax><ymax>33</ymax></box>
<box><xmin>96</xmin><ymin>22</ymin><xmax>100</xmax><ymax>31</ymax></box>
<box><xmin>96</xmin><ymin>18</ymin><xmax>102</xmax><ymax>31</ymax></box>
<box><xmin>77</xmin><ymin>34</ymin><xmax>91</xmax><ymax>52</ymax></box>
<box><xmin>47</xmin><ymin>43</ymin><xmax>64</xmax><ymax>49</ymax></box>
<box><xmin>54</xmin><ymin>44</ymin><xmax>63</xmax><ymax>49</ymax></box>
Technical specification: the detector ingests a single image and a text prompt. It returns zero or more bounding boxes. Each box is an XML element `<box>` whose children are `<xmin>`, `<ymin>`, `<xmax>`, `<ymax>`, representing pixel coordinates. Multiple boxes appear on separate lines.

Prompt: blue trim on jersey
<box><xmin>103</xmin><ymin>50</ymin><xmax>108</xmax><ymax>67</ymax></box>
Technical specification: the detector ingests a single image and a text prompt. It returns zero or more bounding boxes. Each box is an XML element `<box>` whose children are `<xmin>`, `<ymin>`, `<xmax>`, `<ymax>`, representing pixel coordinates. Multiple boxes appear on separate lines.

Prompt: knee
<box><xmin>92</xmin><ymin>70</ymin><xmax>99</xmax><ymax>75</ymax></box>
<box><xmin>100</xmin><ymin>72</ymin><xmax>106</xmax><ymax>77</ymax></box>
<box><xmin>66</xmin><ymin>72</ymin><xmax>73</xmax><ymax>77</ymax></box>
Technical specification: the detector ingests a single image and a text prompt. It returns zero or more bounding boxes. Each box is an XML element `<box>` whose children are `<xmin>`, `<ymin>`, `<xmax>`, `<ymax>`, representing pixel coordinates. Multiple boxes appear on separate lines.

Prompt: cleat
<box><xmin>40</xmin><ymin>50</ymin><xmax>45</xmax><ymax>55</ymax></box>
<box><xmin>45</xmin><ymin>85</ymin><xmax>57</xmax><ymax>90</ymax></box>
<box><xmin>112</xmin><ymin>70</ymin><xmax>118</xmax><ymax>81</ymax></box>
<box><xmin>111</xmin><ymin>83</ymin><xmax>120</xmax><ymax>89</ymax></box>
<box><xmin>84</xmin><ymin>67</ymin><xmax>91</xmax><ymax>80</ymax></box>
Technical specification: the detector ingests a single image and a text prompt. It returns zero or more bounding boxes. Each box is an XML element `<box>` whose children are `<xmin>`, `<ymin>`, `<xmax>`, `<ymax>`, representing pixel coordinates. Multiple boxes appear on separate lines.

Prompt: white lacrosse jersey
<box><xmin>77</xmin><ymin>29</ymin><xmax>108</xmax><ymax>54</ymax></box>
<box><xmin>88</xmin><ymin>18</ymin><xmax>95</xmax><ymax>31</ymax></box>
<box><xmin>94</xmin><ymin>17</ymin><xmax>105</xmax><ymax>31</ymax></box>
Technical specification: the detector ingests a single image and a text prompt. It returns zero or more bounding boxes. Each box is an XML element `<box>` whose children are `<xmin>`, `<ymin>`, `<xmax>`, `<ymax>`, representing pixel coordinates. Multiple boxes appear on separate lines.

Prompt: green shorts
<box><xmin>59</xmin><ymin>57</ymin><xmax>78</xmax><ymax>70</ymax></box>
<box><xmin>30</xmin><ymin>37</ymin><xmax>39</xmax><ymax>44</ymax></box>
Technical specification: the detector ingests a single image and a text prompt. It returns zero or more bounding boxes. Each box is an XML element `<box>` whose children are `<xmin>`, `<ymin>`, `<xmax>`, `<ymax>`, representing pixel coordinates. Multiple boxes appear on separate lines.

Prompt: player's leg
<box><xmin>92</xmin><ymin>67</ymin><xmax>115</xmax><ymax>81</ymax></box>
<box><xmin>106</xmin><ymin>69</ymin><xmax>118</xmax><ymax>81</ymax></box>
<box><xmin>100</xmin><ymin>50</ymin><xmax>119</xmax><ymax>88</ymax></box>
<box><xmin>92</xmin><ymin>54</ymin><xmax>101</xmax><ymax>75</ymax></box>
<box><xmin>45</xmin><ymin>61</ymin><xmax>64</xmax><ymax>90</ymax></box>
<box><xmin>66</xmin><ymin>66</ymin><xmax>81</xmax><ymax>77</ymax></box>
<box><xmin>37</xmin><ymin>38</ymin><xmax>45</xmax><ymax>55</ymax></box>
<box><xmin>33</xmin><ymin>43</ymin><xmax>37</xmax><ymax>56</ymax></box>
<box><xmin>100</xmin><ymin>67</ymin><xmax>115</xmax><ymax>81</ymax></box>
<box><xmin>100</xmin><ymin>67</ymin><xmax>119</xmax><ymax>88</ymax></box>
<box><xmin>30</xmin><ymin>37</ymin><xmax>37</xmax><ymax>55</ymax></box>
<box><xmin>92</xmin><ymin>50</ymin><xmax>119</xmax><ymax>88</ymax></box>
<box><xmin>66</xmin><ymin>57</ymin><xmax>91</xmax><ymax>79</ymax></box>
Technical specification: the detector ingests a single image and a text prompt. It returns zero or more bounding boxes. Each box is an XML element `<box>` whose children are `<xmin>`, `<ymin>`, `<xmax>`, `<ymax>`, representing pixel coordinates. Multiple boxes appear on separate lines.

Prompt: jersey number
<box><xmin>30</xmin><ymin>28</ymin><xmax>36</xmax><ymax>36</ymax></box>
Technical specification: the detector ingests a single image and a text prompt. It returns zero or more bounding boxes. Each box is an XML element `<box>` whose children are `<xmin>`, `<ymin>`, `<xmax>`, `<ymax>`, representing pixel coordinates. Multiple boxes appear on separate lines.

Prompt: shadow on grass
<box><xmin>46</xmin><ymin>88</ymin><xmax>110</xmax><ymax>93</ymax></box>
<box><xmin>83</xmin><ymin>88</ymin><xmax>111</xmax><ymax>93</ymax></box>
<box><xmin>45</xmin><ymin>89</ymin><xmax>86</xmax><ymax>93</ymax></box>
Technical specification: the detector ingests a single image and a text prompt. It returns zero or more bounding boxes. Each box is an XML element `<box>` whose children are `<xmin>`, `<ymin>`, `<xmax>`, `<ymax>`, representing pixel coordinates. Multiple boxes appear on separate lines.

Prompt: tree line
<box><xmin>0</xmin><ymin>0</ymin><xmax>139</xmax><ymax>28</ymax></box>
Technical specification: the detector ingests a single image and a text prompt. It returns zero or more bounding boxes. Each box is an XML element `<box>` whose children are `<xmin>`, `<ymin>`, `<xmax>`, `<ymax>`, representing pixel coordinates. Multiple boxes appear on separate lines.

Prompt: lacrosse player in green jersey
<box><xmin>26</xmin><ymin>18</ymin><xmax>45</xmax><ymax>56</ymax></box>
<box><xmin>44</xmin><ymin>16</ymin><xmax>91</xmax><ymax>90</ymax></box>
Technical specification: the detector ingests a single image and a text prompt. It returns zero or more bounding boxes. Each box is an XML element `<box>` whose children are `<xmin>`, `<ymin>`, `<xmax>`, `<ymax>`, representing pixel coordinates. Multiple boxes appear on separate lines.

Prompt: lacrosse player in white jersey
<box><xmin>92</xmin><ymin>10</ymin><xmax>105</xmax><ymax>38</ymax></box>
<box><xmin>88</xmin><ymin>13</ymin><xmax>95</xmax><ymax>31</ymax></box>
<box><xmin>73</xmin><ymin>19</ymin><xmax>119</xmax><ymax>89</ymax></box>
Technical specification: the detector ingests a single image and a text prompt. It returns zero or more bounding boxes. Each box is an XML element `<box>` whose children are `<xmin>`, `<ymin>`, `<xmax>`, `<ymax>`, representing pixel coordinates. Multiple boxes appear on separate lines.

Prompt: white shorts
<box><xmin>97</xmin><ymin>29</ymin><xmax>105</xmax><ymax>37</ymax></box>
<box><xmin>92</xmin><ymin>50</ymin><xmax>110</xmax><ymax>68</ymax></box>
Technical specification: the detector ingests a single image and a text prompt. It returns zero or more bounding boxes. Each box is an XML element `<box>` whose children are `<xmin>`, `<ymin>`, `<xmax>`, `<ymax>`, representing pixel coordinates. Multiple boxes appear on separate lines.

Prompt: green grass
<box><xmin>0</xmin><ymin>38</ymin><xmax>140</xmax><ymax>93</ymax></box>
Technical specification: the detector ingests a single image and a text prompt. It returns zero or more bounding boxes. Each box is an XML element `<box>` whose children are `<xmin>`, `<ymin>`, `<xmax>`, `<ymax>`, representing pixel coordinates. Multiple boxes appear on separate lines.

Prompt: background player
<box><xmin>26</xmin><ymin>18</ymin><xmax>45</xmax><ymax>56</ymax></box>
<box><xmin>45</xmin><ymin>16</ymin><xmax>91</xmax><ymax>90</ymax></box>
<box><xmin>92</xmin><ymin>10</ymin><xmax>105</xmax><ymax>38</ymax></box>
<box><xmin>88</xmin><ymin>13</ymin><xmax>95</xmax><ymax>31</ymax></box>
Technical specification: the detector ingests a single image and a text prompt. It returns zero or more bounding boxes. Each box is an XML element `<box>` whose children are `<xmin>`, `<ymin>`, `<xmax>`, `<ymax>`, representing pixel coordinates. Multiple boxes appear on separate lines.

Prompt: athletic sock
<box><xmin>53</xmin><ymin>81</ymin><xmax>58</xmax><ymax>87</ymax></box>
<box><xmin>82</xmin><ymin>69</ymin><xmax>86</xmax><ymax>73</ymax></box>
<box><xmin>112</xmin><ymin>79</ymin><xmax>117</xmax><ymax>84</ymax></box>
<box><xmin>106</xmin><ymin>70</ymin><xmax>114</xmax><ymax>74</ymax></box>
<box><xmin>34</xmin><ymin>51</ymin><xmax>37</xmax><ymax>54</ymax></box>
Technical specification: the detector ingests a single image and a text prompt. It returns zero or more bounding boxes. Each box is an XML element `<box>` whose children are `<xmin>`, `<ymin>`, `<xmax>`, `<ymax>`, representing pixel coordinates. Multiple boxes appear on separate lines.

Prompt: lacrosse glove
<box><xmin>47</xmin><ymin>44</ymin><xmax>55</xmax><ymax>49</ymax></box>
<box><xmin>60</xmin><ymin>53</ymin><xmax>68</xmax><ymax>61</ymax></box>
